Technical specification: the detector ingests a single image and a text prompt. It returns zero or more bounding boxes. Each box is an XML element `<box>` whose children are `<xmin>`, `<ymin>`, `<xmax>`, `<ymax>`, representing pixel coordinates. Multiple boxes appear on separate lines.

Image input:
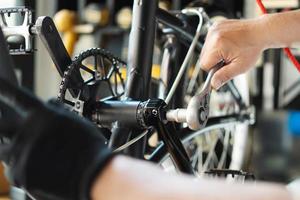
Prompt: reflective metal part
<box><xmin>0</xmin><ymin>7</ymin><xmax>33</xmax><ymax>54</ymax></box>
<box><xmin>166</xmin><ymin>60</ymin><xmax>225</xmax><ymax>130</ymax></box>
<box><xmin>186</xmin><ymin>59</ymin><xmax>225</xmax><ymax>130</ymax></box>
<box><xmin>164</xmin><ymin>8</ymin><xmax>204</xmax><ymax>105</ymax></box>
<box><xmin>113</xmin><ymin>129</ymin><xmax>151</xmax><ymax>152</ymax></box>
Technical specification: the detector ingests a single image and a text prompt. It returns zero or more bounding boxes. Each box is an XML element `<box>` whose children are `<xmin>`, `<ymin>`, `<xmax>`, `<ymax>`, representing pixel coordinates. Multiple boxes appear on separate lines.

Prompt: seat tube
<box><xmin>125</xmin><ymin>0</ymin><xmax>158</xmax><ymax>100</ymax></box>
<box><xmin>119</xmin><ymin>0</ymin><xmax>158</xmax><ymax>158</ymax></box>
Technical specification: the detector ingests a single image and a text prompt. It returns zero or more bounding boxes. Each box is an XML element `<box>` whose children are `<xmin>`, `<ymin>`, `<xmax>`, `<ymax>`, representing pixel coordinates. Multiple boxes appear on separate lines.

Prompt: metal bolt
<box><xmin>200</xmin><ymin>110</ymin><xmax>206</xmax><ymax>121</ymax></box>
<box><xmin>152</xmin><ymin>109</ymin><xmax>158</xmax><ymax>116</ymax></box>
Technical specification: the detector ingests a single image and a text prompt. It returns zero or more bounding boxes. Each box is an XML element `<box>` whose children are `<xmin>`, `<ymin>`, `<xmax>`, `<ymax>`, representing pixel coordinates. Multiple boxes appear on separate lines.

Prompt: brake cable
<box><xmin>256</xmin><ymin>0</ymin><xmax>300</xmax><ymax>73</ymax></box>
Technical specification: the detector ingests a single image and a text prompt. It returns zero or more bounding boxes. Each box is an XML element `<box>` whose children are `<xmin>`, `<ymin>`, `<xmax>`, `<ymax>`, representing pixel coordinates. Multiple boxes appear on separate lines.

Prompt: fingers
<box><xmin>211</xmin><ymin>61</ymin><xmax>244</xmax><ymax>90</ymax></box>
<box><xmin>199</xmin><ymin>32</ymin><xmax>224</xmax><ymax>72</ymax></box>
<box><xmin>200</xmin><ymin>49</ymin><xmax>224</xmax><ymax>72</ymax></box>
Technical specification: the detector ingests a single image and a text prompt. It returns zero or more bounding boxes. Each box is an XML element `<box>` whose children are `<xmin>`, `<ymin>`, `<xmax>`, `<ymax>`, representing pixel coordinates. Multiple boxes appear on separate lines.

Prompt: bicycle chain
<box><xmin>58</xmin><ymin>47</ymin><xmax>126</xmax><ymax>114</ymax></box>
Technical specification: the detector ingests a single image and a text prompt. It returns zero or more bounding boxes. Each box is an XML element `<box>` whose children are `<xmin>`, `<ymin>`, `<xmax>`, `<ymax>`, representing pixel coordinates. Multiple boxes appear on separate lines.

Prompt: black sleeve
<box><xmin>5</xmin><ymin>101</ymin><xmax>113</xmax><ymax>200</ymax></box>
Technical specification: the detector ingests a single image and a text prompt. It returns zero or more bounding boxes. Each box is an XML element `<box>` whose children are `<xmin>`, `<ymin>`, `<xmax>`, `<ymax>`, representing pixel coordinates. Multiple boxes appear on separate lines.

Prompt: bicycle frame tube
<box><xmin>126</xmin><ymin>0</ymin><xmax>158</xmax><ymax>99</ymax></box>
<box><xmin>105</xmin><ymin>2</ymin><xmax>250</xmax><ymax>173</ymax></box>
<box><xmin>109</xmin><ymin>0</ymin><xmax>159</xmax><ymax>158</ymax></box>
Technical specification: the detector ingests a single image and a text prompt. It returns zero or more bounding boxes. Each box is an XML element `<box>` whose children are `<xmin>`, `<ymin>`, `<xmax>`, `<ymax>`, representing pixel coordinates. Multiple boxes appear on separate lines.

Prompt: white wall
<box><xmin>34</xmin><ymin>0</ymin><xmax>61</xmax><ymax>100</ymax></box>
<box><xmin>0</xmin><ymin>0</ymin><xmax>21</xmax><ymax>7</ymax></box>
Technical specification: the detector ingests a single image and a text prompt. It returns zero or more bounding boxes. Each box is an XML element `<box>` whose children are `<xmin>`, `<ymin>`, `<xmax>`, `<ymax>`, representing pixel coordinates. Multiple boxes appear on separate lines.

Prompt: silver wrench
<box><xmin>166</xmin><ymin>59</ymin><xmax>225</xmax><ymax>130</ymax></box>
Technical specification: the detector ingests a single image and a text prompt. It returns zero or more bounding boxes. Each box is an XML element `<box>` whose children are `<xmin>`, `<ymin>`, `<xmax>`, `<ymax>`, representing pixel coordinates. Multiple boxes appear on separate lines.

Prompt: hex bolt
<box><xmin>200</xmin><ymin>110</ymin><xmax>206</xmax><ymax>121</ymax></box>
<box><xmin>152</xmin><ymin>109</ymin><xmax>158</xmax><ymax>116</ymax></box>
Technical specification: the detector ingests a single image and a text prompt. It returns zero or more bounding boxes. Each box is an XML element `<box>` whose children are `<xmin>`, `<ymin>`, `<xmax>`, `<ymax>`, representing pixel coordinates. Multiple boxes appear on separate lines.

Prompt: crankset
<box><xmin>58</xmin><ymin>48</ymin><xmax>126</xmax><ymax>120</ymax></box>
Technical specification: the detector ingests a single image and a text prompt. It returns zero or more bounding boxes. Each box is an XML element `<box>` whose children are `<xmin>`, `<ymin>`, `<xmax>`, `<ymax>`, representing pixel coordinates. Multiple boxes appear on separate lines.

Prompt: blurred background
<box><xmin>0</xmin><ymin>0</ymin><xmax>300</xmax><ymax>199</ymax></box>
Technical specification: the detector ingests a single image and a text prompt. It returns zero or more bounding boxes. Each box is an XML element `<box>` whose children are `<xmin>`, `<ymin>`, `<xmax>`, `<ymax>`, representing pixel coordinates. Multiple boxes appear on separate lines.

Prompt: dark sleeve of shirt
<box><xmin>1</xmin><ymin>100</ymin><xmax>113</xmax><ymax>200</ymax></box>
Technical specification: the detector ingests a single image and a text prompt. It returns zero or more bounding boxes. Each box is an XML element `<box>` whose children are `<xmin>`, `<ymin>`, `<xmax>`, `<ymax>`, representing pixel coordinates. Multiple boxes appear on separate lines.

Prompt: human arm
<box><xmin>91</xmin><ymin>155</ymin><xmax>294</xmax><ymax>200</ymax></box>
<box><xmin>200</xmin><ymin>10</ymin><xmax>300</xmax><ymax>89</ymax></box>
<box><xmin>0</xmin><ymin>79</ymin><xmax>295</xmax><ymax>200</ymax></box>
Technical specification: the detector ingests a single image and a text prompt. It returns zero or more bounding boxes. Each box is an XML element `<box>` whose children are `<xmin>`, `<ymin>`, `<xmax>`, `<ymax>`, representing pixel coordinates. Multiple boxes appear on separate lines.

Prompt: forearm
<box><xmin>91</xmin><ymin>156</ymin><xmax>292</xmax><ymax>200</ymax></box>
<box><xmin>260</xmin><ymin>10</ymin><xmax>300</xmax><ymax>49</ymax></box>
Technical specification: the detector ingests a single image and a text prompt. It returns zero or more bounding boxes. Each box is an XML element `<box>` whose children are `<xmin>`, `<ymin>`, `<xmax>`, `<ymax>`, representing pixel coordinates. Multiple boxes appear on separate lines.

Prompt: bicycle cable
<box><xmin>113</xmin><ymin>128</ymin><xmax>152</xmax><ymax>153</ymax></box>
<box><xmin>165</xmin><ymin>8</ymin><xmax>204</xmax><ymax>105</ymax></box>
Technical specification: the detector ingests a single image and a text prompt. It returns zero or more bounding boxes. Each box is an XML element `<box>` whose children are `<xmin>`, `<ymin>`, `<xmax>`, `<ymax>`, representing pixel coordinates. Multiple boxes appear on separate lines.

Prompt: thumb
<box><xmin>211</xmin><ymin>61</ymin><xmax>242</xmax><ymax>90</ymax></box>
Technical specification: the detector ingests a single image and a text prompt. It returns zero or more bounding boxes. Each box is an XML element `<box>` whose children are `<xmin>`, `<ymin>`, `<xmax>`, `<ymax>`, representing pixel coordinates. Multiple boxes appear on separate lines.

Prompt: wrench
<box><xmin>166</xmin><ymin>59</ymin><xmax>225</xmax><ymax>130</ymax></box>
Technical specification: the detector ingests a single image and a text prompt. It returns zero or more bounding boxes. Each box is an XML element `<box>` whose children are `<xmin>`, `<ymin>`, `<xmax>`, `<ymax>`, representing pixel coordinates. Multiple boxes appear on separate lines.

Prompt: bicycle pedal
<box><xmin>0</xmin><ymin>7</ymin><xmax>34</xmax><ymax>55</ymax></box>
<box><xmin>8</xmin><ymin>48</ymin><xmax>35</xmax><ymax>55</ymax></box>
<box><xmin>205</xmin><ymin>169</ymin><xmax>255</xmax><ymax>181</ymax></box>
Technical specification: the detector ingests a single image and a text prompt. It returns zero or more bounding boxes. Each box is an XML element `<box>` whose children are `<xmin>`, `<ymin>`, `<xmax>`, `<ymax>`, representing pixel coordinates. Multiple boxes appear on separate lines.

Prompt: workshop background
<box><xmin>0</xmin><ymin>0</ymin><xmax>300</xmax><ymax>199</ymax></box>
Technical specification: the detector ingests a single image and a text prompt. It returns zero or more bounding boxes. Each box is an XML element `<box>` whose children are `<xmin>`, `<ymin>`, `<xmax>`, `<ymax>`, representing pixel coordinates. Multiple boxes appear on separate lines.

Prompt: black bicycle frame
<box><xmin>109</xmin><ymin>0</ymin><xmax>194</xmax><ymax>173</ymax></box>
<box><xmin>0</xmin><ymin>2</ymin><xmax>252</xmax><ymax>176</ymax></box>
<box><xmin>108</xmin><ymin>0</ymin><xmax>159</xmax><ymax>158</ymax></box>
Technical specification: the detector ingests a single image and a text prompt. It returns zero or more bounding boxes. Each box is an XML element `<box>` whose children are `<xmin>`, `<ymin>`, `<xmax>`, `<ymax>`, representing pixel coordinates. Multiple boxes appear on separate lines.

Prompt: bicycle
<box><xmin>0</xmin><ymin>1</ymin><xmax>254</xmax><ymax>177</ymax></box>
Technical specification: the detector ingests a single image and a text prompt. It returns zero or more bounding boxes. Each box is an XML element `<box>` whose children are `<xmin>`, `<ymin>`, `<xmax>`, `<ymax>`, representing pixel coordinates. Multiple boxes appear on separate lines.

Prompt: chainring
<box><xmin>58</xmin><ymin>48</ymin><xmax>126</xmax><ymax>117</ymax></box>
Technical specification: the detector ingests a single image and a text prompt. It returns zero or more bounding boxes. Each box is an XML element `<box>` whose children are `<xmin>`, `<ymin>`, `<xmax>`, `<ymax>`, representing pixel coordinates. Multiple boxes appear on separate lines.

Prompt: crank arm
<box><xmin>33</xmin><ymin>16</ymin><xmax>72</xmax><ymax>76</ymax></box>
<box><xmin>32</xmin><ymin>16</ymin><xmax>83</xmax><ymax>96</ymax></box>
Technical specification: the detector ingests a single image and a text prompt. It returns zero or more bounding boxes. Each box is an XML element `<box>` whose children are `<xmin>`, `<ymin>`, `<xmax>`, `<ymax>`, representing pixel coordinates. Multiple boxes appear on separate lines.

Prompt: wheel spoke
<box><xmin>196</xmin><ymin>145</ymin><xmax>203</xmax><ymax>172</ymax></box>
<box><xmin>218</xmin><ymin>130</ymin><xmax>231</xmax><ymax>169</ymax></box>
<box><xmin>203</xmin><ymin>134</ymin><xmax>218</xmax><ymax>171</ymax></box>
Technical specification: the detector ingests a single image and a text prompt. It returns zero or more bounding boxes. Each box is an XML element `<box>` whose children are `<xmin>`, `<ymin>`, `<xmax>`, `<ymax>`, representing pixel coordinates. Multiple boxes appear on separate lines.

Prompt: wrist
<box><xmin>258</xmin><ymin>12</ymin><xmax>298</xmax><ymax>49</ymax></box>
<box><xmin>253</xmin><ymin>14</ymin><xmax>278</xmax><ymax>50</ymax></box>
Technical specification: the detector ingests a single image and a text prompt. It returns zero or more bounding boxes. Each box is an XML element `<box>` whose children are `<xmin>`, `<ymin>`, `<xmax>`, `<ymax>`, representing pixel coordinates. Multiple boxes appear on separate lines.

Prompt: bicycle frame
<box><xmin>111</xmin><ymin>0</ymin><xmax>195</xmax><ymax>173</ymax></box>
<box><xmin>119</xmin><ymin>0</ymin><xmax>251</xmax><ymax>173</ymax></box>
<box><xmin>0</xmin><ymin>2</ymin><xmax>254</xmax><ymax>175</ymax></box>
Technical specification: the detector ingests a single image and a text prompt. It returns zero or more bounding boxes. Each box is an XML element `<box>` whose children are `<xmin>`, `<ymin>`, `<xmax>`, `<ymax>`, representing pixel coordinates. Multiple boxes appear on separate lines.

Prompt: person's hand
<box><xmin>200</xmin><ymin>18</ymin><xmax>268</xmax><ymax>89</ymax></box>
